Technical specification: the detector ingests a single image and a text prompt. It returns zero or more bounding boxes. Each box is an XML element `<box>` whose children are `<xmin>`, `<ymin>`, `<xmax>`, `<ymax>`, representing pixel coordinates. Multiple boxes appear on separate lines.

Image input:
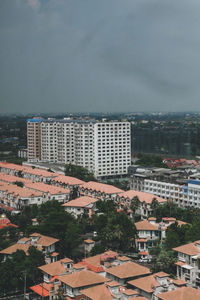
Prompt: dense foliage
<box><xmin>65</xmin><ymin>164</ymin><xmax>96</xmax><ymax>182</ymax></box>
<box><xmin>0</xmin><ymin>247</ymin><xmax>45</xmax><ymax>297</ymax></box>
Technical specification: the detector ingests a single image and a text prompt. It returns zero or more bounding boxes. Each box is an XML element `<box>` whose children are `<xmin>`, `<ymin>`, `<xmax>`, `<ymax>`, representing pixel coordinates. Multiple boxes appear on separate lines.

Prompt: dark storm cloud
<box><xmin>1</xmin><ymin>0</ymin><xmax>200</xmax><ymax>113</ymax></box>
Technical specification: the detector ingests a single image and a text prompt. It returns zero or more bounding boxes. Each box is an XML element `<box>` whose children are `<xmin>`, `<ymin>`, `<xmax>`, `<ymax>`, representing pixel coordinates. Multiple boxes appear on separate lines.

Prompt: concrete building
<box><xmin>27</xmin><ymin>118</ymin><xmax>131</xmax><ymax>178</ymax></box>
<box><xmin>27</xmin><ymin>117</ymin><xmax>44</xmax><ymax>161</ymax></box>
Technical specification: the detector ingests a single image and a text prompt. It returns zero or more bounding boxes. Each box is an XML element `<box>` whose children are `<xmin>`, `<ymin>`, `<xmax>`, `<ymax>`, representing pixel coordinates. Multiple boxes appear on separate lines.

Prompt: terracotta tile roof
<box><xmin>0</xmin><ymin>182</ymin><xmax>43</xmax><ymax>198</ymax></box>
<box><xmin>175</xmin><ymin>261</ymin><xmax>186</xmax><ymax>266</ymax></box>
<box><xmin>106</xmin><ymin>281</ymin><xmax>120</xmax><ymax>287</ymax></box>
<box><xmin>59</xmin><ymin>270</ymin><xmax>107</xmax><ymax>288</ymax></box>
<box><xmin>122</xmin><ymin>289</ymin><xmax>139</xmax><ymax>296</ymax></box>
<box><xmin>0</xmin><ymin>215</ymin><xmax>17</xmax><ymax>229</ymax></box>
<box><xmin>128</xmin><ymin>272</ymin><xmax>169</xmax><ymax>293</ymax></box>
<box><xmin>0</xmin><ymin>203</ymin><xmax>13</xmax><ymax>211</ymax></box>
<box><xmin>23</xmin><ymin>168</ymin><xmax>57</xmax><ymax>178</ymax></box>
<box><xmin>157</xmin><ymin>286</ymin><xmax>200</xmax><ymax>300</ymax></box>
<box><xmin>177</xmin><ymin>220</ymin><xmax>187</xmax><ymax>227</ymax></box>
<box><xmin>129</xmin><ymin>297</ymin><xmax>148</xmax><ymax>300</ymax></box>
<box><xmin>117</xmin><ymin>256</ymin><xmax>131</xmax><ymax>261</ymax></box>
<box><xmin>18</xmin><ymin>237</ymin><xmax>31</xmax><ymax>243</ymax></box>
<box><xmin>80</xmin><ymin>181</ymin><xmax>124</xmax><ymax>194</ymax></box>
<box><xmin>84</xmin><ymin>239</ymin><xmax>95</xmax><ymax>244</ymax></box>
<box><xmin>39</xmin><ymin>258</ymin><xmax>73</xmax><ymax>276</ymax></box>
<box><xmin>137</xmin><ymin>239</ymin><xmax>148</xmax><ymax>243</ymax></box>
<box><xmin>79</xmin><ymin>251</ymin><xmax>118</xmax><ymax>273</ymax></box>
<box><xmin>148</xmin><ymin>217</ymin><xmax>157</xmax><ymax>221</ymax></box>
<box><xmin>73</xmin><ymin>264</ymin><xmax>86</xmax><ymax>270</ymax></box>
<box><xmin>118</xmin><ymin>190</ymin><xmax>166</xmax><ymax>204</ymax></box>
<box><xmin>0</xmin><ymin>172</ymin><xmax>32</xmax><ymax>184</ymax></box>
<box><xmin>81</xmin><ymin>284</ymin><xmax>113</xmax><ymax>300</ymax></box>
<box><xmin>0</xmin><ymin>162</ymin><xmax>29</xmax><ymax>172</ymax></box>
<box><xmin>172</xmin><ymin>279</ymin><xmax>187</xmax><ymax>286</ymax></box>
<box><xmin>106</xmin><ymin>261</ymin><xmax>151</xmax><ymax>279</ymax></box>
<box><xmin>140</xmin><ymin>251</ymin><xmax>148</xmax><ymax>255</ymax></box>
<box><xmin>30</xmin><ymin>233</ymin><xmax>59</xmax><ymax>246</ymax></box>
<box><xmin>173</xmin><ymin>241</ymin><xmax>200</xmax><ymax>256</ymax></box>
<box><xmin>62</xmin><ymin>196</ymin><xmax>98</xmax><ymax>207</ymax></box>
<box><xmin>0</xmin><ymin>243</ymin><xmax>30</xmax><ymax>255</ymax></box>
<box><xmin>25</xmin><ymin>182</ymin><xmax>70</xmax><ymax>195</ymax></box>
<box><xmin>30</xmin><ymin>282</ymin><xmax>51</xmax><ymax>297</ymax></box>
<box><xmin>50</xmin><ymin>252</ymin><xmax>59</xmax><ymax>257</ymax></box>
<box><xmin>53</xmin><ymin>175</ymin><xmax>84</xmax><ymax>186</ymax></box>
<box><xmin>135</xmin><ymin>220</ymin><xmax>159</xmax><ymax>231</ymax></box>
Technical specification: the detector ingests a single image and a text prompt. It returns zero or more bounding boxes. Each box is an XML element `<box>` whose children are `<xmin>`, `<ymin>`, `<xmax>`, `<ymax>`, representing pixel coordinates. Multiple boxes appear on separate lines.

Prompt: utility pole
<box><xmin>24</xmin><ymin>271</ymin><xmax>26</xmax><ymax>300</ymax></box>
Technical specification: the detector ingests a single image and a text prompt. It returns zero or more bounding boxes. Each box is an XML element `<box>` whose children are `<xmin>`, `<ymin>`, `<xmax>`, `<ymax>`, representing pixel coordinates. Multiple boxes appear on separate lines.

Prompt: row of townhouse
<box><xmin>28</xmin><ymin>249</ymin><xmax>200</xmax><ymax>300</ymax></box>
<box><xmin>0</xmin><ymin>163</ymin><xmax>169</xmax><ymax>219</ymax></box>
<box><xmin>0</xmin><ymin>180</ymin><xmax>70</xmax><ymax>213</ymax></box>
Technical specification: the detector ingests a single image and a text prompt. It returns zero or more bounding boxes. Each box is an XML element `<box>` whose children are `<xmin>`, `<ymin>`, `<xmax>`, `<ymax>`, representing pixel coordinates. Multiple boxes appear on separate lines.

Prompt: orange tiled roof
<box><xmin>117</xmin><ymin>256</ymin><xmax>131</xmax><ymax>261</ymax></box>
<box><xmin>30</xmin><ymin>233</ymin><xmax>59</xmax><ymax>246</ymax></box>
<box><xmin>59</xmin><ymin>270</ymin><xmax>107</xmax><ymax>288</ymax></box>
<box><xmin>128</xmin><ymin>272</ymin><xmax>169</xmax><ymax>293</ymax></box>
<box><xmin>53</xmin><ymin>175</ymin><xmax>84</xmax><ymax>186</ymax></box>
<box><xmin>84</xmin><ymin>239</ymin><xmax>95</xmax><ymax>244</ymax></box>
<box><xmin>62</xmin><ymin>196</ymin><xmax>97</xmax><ymax>208</ymax></box>
<box><xmin>135</xmin><ymin>220</ymin><xmax>159</xmax><ymax>231</ymax></box>
<box><xmin>30</xmin><ymin>282</ymin><xmax>51</xmax><ymax>297</ymax></box>
<box><xmin>118</xmin><ymin>190</ymin><xmax>166</xmax><ymax>204</ymax></box>
<box><xmin>172</xmin><ymin>279</ymin><xmax>187</xmax><ymax>286</ymax></box>
<box><xmin>25</xmin><ymin>182</ymin><xmax>70</xmax><ymax>195</ymax></box>
<box><xmin>80</xmin><ymin>181</ymin><xmax>124</xmax><ymax>194</ymax></box>
<box><xmin>79</xmin><ymin>251</ymin><xmax>118</xmax><ymax>273</ymax></box>
<box><xmin>175</xmin><ymin>261</ymin><xmax>186</xmax><ymax>267</ymax></box>
<box><xmin>157</xmin><ymin>286</ymin><xmax>200</xmax><ymax>300</ymax></box>
<box><xmin>106</xmin><ymin>261</ymin><xmax>151</xmax><ymax>279</ymax></box>
<box><xmin>0</xmin><ymin>182</ymin><xmax>43</xmax><ymax>198</ymax></box>
<box><xmin>39</xmin><ymin>258</ymin><xmax>73</xmax><ymax>276</ymax></box>
<box><xmin>0</xmin><ymin>243</ymin><xmax>31</xmax><ymax>255</ymax></box>
<box><xmin>106</xmin><ymin>281</ymin><xmax>120</xmax><ymax>287</ymax></box>
<box><xmin>122</xmin><ymin>289</ymin><xmax>139</xmax><ymax>296</ymax></box>
<box><xmin>81</xmin><ymin>284</ymin><xmax>112</xmax><ymax>300</ymax></box>
<box><xmin>173</xmin><ymin>240</ymin><xmax>200</xmax><ymax>256</ymax></box>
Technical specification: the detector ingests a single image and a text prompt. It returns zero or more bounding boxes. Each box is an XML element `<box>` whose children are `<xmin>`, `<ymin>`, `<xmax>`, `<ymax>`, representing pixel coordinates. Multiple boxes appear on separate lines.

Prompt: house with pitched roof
<box><xmin>115</xmin><ymin>190</ymin><xmax>166</xmax><ymax>219</ymax></box>
<box><xmin>59</xmin><ymin>269</ymin><xmax>108</xmax><ymax>299</ymax></box>
<box><xmin>105</xmin><ymin>261</ymin><xmax>151</xmax><ymax>285</ymax></box>
<box><xmin>157</xmin><ymin>286</ymin><xmax>200</xmax><ymax>300</ymax></box>
<box><xmin>62</xmin><ymin>196</ymin><xmax>98</xmax><ymax>218</ymax></box>
<box><xmin>135</xmin><ymin>218</ymin><xmax>159</xmax><ymax>261</ymax></box>
<box><xmin>128</xmin><ymin>272</ymin><xmax>187</xmax><ymax>300</ymax></box>
<box><xmin>0</xmin><ymin>233</ymin><xmax>59</xmax><ymax>262</ymax></box>
<box><xmin>173</xmin><ymin>240</ymin><xmax>200</xmax><ymax>288</ymax></box>
<box><xmin>79</xmin><ymin>181</ymin><xmax>124</xmax><ymax>201</ymax></box>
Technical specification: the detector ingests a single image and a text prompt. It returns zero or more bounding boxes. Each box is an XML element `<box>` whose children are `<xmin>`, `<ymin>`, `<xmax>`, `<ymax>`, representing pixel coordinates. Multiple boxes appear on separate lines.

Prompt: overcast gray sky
<box><xmin>1</xmin><ymin>0</ymin><xmax>200</xmax><ymax>114</ymax></box>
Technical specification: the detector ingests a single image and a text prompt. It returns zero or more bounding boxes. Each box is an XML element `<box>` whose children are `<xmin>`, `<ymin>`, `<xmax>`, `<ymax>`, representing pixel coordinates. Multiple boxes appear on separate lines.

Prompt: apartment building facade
<box><xmin>27</xmin><ymin>117</ymin><xmax>44</xmax><ymax>161</ymax></box>
<box><xmin>27</xmin><ymin>118</ymin><xmax>131</xmax><ymax>178</ymax></box>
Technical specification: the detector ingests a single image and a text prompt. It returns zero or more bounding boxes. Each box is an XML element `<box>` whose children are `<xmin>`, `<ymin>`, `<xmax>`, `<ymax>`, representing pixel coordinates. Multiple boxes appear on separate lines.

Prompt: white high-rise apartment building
<box><xmin>38</xmin><ymin>119</ymin><xmax>131</xmax><ymax>178</ymax></box>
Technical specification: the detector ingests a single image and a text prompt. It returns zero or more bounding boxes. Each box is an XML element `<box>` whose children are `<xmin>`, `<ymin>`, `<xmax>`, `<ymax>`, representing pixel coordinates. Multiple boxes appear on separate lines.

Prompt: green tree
<box><xmin>65</xmin><ymin>164</ymin><xmax>96</xmax><ymax>182</ymax></box>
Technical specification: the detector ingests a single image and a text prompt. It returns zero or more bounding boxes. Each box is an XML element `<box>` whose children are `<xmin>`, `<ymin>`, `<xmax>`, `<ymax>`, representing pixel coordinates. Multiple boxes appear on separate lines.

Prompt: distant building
<box><xmin>27</xmin><ymin>118</ymin><xmax>131</xmax><ymax>178</ymax></box>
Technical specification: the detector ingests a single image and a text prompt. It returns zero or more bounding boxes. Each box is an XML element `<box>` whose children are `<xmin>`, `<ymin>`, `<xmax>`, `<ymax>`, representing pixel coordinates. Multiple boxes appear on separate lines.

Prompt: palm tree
<box><xmin>130</xmin><ymin>196</ymin><xmax>140</xmax><ymax>221</ymax></box>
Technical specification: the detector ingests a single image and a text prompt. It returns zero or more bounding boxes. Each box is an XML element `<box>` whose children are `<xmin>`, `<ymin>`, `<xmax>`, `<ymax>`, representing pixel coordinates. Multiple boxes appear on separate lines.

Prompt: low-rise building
<box><xmin>0</xmin><ymin>233</ymin><xmax>59</xmax><ymax>261</ymax></box>
<box><xmin>173</xmin><ymin>240</ymin><xmax>200</xmax><ymax>288</ymax></box>
<box><xmin>157</xmin><ymin>286</ymin><xmax>200</xmax><ymax>300</ymax></box>
<box><xmin>62</xmin><ymin>196</ymin><xmax>98</xmax><ymax>218</ymax></box>
<box><xmin>105</xmin><ymin>261</ymin><xmax>151</xmax><ymax>285</ymax></box>
<box><xmin>116</xmin><ymin>190</ymin><xmax>166</xmax><ymax>219</ymax></box>
<box><xmin>79</xmin><ymin>181</ymin><xmax>124</xmax><ymax>201</ymax></box>
<box><xmin>59</xmin><ymin>269</ymin><xmax>108</xmax><ymax>299</ymax></box>
<box><xmin>128</xmin><ymin>272</ymin><xmax>186</xmax><ymax>300</ymax></box>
